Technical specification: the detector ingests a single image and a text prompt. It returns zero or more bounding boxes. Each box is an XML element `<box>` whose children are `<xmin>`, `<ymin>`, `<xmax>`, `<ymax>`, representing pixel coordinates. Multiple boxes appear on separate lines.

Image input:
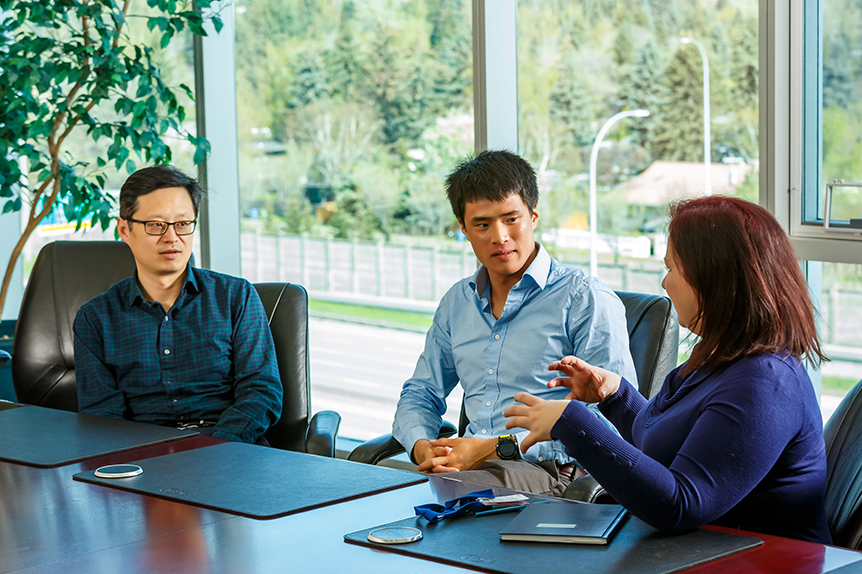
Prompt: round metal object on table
<box><xmin>367</xmin><ymin>526</ymin><xmax>423</xmax><ymax>545</ymax></box>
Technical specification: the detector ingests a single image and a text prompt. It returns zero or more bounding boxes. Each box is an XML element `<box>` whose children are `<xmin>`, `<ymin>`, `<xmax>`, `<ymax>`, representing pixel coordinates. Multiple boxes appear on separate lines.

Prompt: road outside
<box><xmin>309</xmin><ymin>318</ymin><xmax>461</xmax><ymax>442</ymax></box>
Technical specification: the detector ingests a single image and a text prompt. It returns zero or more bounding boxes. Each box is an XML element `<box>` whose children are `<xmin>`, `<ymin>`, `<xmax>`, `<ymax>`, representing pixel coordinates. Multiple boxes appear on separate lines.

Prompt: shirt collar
<box><xmin>126</xmin><ymin>263</ymin><xmax>199</xmax><ymax>307</ymax></box>
<box><xmin>468</xmin><ymin>242</ymin><xmax>551</xmax><ymax>298</ymax></box>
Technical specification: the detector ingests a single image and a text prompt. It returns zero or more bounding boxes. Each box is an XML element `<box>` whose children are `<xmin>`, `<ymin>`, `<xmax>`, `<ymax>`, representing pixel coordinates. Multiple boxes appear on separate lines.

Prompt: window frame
<box><xmin>782</xmin><ymin>0</ymin><xmax>862</xmax><ymax>263</ymax></box>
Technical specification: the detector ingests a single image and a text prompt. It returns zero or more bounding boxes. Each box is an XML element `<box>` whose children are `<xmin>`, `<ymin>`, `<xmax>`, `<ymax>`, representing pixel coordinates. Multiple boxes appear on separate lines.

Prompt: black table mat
<box><xmin>344</xmin><ymin>506</ymin><xmax>763</xmax><ymax>574</ymax></box>
<box><xmin>0</xmin><ymin>406</ymin><xmax>198</xmax><ymax>467</ymax></box>
<box><xmin>74</xmin><ymin>441</ymin><xmax>428</xmax><ymax>519</ymax></box>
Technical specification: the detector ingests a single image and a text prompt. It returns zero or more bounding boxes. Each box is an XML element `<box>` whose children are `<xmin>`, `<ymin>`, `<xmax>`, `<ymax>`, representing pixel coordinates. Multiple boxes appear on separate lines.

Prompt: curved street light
<box><xmin>589</xmin><ymin>109</ymin><xmax>650</xmax><ymax>277</ymax></box>
<box><xmin>681</xmin><ymin>36</ymin><xmax>711</xmax><ymax>195</ymax></box>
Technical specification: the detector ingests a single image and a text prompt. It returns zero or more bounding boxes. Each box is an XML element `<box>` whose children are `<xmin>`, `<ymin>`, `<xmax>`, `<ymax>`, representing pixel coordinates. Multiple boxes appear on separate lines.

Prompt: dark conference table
<box><xmin>2</xmin><ymin>435</ymin><xmax>862</xmax><ymax>573</ymax></box>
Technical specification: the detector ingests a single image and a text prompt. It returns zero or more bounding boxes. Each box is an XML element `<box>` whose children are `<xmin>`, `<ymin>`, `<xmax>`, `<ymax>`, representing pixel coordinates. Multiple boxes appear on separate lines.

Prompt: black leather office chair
<box><xmin>823</xmin><ymin>379</ymin><xmax>862</xmax><ymax>549</ymax></box>
<box><xmin>11</xmin><ymin>240</ymin><xmax>339</xmax><ymax>455</ymax></box>
<box><xmin>13</xmin><ymin>241</ymin><xmax>136</xmax><ymax>410</ymax></box>
<box><xmin>0</xmin><ymin>350</ymin><xmax>10</xmax><ymax>367</ymax></box>
<box><xmin>347</xmin><ymin>290</ymin><xmax>678</xmax><ymax>472</ymax></box>
<box><xmin>254</xmin><ymin>282</ymin><xmax>340</xmax><ymax>455</ymax></box>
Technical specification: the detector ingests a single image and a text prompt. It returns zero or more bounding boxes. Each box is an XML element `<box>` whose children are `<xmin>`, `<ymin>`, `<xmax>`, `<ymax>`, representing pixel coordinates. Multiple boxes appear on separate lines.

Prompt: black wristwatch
<box><xmin>496</xmin><ymin>434</ymin><xmax>520</xmax><ymax>460</ymax></box>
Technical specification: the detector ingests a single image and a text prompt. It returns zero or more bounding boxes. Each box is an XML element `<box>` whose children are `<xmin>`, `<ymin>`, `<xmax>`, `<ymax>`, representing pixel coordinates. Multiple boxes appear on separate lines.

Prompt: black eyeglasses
<box><xmin>126</xmin><ymin>219</ymin><xmax>197</xmax><ymax>236</ymax></box>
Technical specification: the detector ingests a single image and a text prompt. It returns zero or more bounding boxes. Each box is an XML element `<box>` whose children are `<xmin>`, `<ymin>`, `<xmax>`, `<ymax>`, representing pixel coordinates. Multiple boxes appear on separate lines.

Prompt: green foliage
<box><xmin>612</xmin><ymin>21</ymin><xmax>636</xmax><ymax>68</ymax></box>
<box><xmin>823</xmin><ymin>34</ymin><xmax>856</xmax><ymax>109</ymax></box>
<box><xmin>651</xmin><ymin>45</ymin><xmax>706</xmax><ymax>162</ymax></box>
<box><xmin>550</xmin><ymin>47</ymin><xmax>596</xmax><ymax>147</ymax></box>
<box><xmin>0</xmin><ymin>0</ymin><xmax>220</xmax><ymax>314</ymax></box>
<box><xmin>645</xmin><ymin>0</ymin><xmax>680</xmax><ymax>41</ymax></box>
<box><xmin>0</xmin><ymin>0</ymin><xmax>218</xmax><ymax>230</ymax></box>
<box><xmin>618</xmin><ymin>38</ymin><xmax>665</xmax><ymax>151</ymax></box>
<box><xmin>325</xmin><ymin>185</ymin><xmax>386</xmax><ymax>241</ymax></box>
<box><xmin>234</xmin><ymin>0</ymin><xmax>473</xmax><ymax>240</ymax></box>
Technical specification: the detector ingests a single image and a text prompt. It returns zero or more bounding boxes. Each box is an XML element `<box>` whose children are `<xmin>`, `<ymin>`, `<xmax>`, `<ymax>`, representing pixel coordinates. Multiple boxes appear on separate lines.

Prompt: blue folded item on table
<box><xmin>414</xmin><ymin>488</ymin><xmax>495</xmax><ymax>523</ymax></box>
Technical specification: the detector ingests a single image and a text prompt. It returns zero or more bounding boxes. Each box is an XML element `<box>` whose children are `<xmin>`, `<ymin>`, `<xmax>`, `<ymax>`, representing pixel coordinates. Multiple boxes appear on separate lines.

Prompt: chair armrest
<box><xmin>563</xmin><ymin>474</ymin><xmax>617</xmax><ymax>504</ymax></box>
<box><xmin>0</xmin><ymin>349</ymin><xmax>9</xmax><ymax>368</ymax></box>
<box><xmin>346</xmin><ymin>421</ymin><xmax>458</xmax><ymax>465</ymax></box>
<box><xmin>305</xmin><ymin>410</ymin><xmax>341</xmax><ymax>458</ymax></box>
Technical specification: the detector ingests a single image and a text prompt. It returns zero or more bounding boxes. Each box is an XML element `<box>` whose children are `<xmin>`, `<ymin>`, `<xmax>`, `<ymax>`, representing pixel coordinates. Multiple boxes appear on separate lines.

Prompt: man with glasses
<box><xmin>73</xmin><ymin>165</ymin><xmax>282</xmax><ymax>444</ymax></box>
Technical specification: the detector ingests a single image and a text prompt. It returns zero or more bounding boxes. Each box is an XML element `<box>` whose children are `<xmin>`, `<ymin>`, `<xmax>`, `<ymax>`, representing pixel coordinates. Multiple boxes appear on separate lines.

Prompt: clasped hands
<box><xmin>503</xmin><ymin>356</ymin><xmax>622</xmax><ymax>454</ymax></box>
<box><xmin>414</xmin><ymin>436</ymin><xmax>497</xmax><ymax>474</ymax></box>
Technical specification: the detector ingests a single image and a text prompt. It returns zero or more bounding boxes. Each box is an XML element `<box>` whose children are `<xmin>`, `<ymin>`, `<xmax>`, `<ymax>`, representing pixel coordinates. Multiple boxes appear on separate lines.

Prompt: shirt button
<box><xmin>488</xmin><ymin>369</ymin><xmax>494</xmax><ymax>375</ymax></box>
<box><xmin>164</xmin><ymin>316</ymin><xmax>169</xmax><ymax>322</ymax></box>
<box><xmin>164</xmin><ymin>349</ymin><xmax>170</xmax><ymax>355</ymax></box>
<box><xmin>486</xmin><ymin>401</ymin><xmax>491</xmax><ymax>407</ymax></box>
<box><xmin>495</xmin><ymin>335</ymin><xmax>500</xmax><ymax>340</ymax></box>
<box><xmin>538</xmin><ymin>456</ymin><xmax>544</xmax><ymax>462</ymax></box>
<box><xmin>481</xmin><ymin>429</ymin><xmax>487</xmax><ymax>435</ymax></box>
<box><xmin>173</xmin><ymin>399</ymin><xmax>177</xmax><ymax>403</ymax></box>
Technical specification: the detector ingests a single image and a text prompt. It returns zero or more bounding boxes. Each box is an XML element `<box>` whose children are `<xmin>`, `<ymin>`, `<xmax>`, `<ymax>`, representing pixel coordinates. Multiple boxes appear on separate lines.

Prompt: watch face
<box><xmin>497</xmin><ymin>438</ymin><xmax>518</xmax><ymax>459</ymax></box>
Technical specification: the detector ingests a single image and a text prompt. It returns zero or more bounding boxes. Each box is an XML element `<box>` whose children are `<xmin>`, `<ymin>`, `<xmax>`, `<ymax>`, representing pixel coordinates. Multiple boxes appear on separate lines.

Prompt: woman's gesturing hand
<box><xmin>503</xmin><ymin>392</ymin><xmax>570</xmax><ymax>452</ymax></box>
<box><xmin>547</xmin><ymin>356</ymin><xmax>622</xmax><ymax>403</ymax></box>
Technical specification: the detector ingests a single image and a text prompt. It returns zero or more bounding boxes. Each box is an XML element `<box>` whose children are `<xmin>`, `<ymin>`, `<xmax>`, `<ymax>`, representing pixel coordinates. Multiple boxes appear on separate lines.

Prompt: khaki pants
<box><xmin>451</xmin><ymin>459</ymin><xmax>572</xmax><ymax>497</ymax></box>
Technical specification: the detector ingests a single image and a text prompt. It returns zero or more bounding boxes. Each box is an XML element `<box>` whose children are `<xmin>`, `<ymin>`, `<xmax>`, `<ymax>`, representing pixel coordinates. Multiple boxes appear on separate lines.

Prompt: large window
<box><xmin>180</xmin><ymin>0</ymin><xmax>862</xmax><ymax>440</ymax></box>
<box><xmin>790</xmin><ymin>0</ymin><xmax>862</xmax><ymax>420</ymax></box>
<box><xmin>234</xmin><ymin>0</ymin><xmax>473</xmax><ymax>440</ymax></box>
<box><xmin>517</xmin><ymin>0</ymin><xmax>758</xmax><ymax>294</ymax></box>
<box><xmin>516</xmin><ymin>0</ymin><xmax>758</xmax><ymax>386</ymax></box>
<box><xmin>800</xmin><ymin>0</ymin><xmax>862</xmax><ymax>227</ymax></box>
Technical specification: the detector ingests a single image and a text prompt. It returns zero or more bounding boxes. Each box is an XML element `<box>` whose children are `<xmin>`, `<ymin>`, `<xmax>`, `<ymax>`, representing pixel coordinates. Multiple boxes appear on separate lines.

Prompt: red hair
<box><xmin>668</xmin><ymin>196</ymin><xmax>826</xmax><ymax>376</ymax></box>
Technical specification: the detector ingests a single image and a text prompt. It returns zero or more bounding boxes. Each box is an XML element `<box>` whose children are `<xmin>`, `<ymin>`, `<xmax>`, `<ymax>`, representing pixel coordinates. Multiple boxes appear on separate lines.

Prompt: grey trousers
<box><xmin>451</xmin><ymin>459</ymin><xmax>572</xmax><ymax>497</ymax></box>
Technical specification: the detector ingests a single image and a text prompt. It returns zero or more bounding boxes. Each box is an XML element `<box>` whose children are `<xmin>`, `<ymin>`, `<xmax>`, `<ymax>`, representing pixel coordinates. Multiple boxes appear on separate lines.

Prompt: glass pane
<box><xmin>234</xmin><ymin>0</ymin><xmax>473</xmax><ymax>440</ymax></box>
<box><xmin>802</xmin><ymin>0</ymin><xmax>862</xmax><ymax>223</ymax></box>
<box><xmin>516</xmin><ymin>1</ymin><xmax>757</xmax><ymax>296</ymax></box>
<box><xmin>820</xmin><ymin>262</ymin><xmax>862</xmax><ymax>423</ymax></box>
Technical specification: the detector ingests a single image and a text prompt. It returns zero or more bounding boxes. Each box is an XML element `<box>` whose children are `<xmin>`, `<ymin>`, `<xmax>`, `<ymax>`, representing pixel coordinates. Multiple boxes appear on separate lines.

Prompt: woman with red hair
<box><xmin>505</xmin><ymin>196</ymin><xmax>831</xmax><ymax>543</ymax></box>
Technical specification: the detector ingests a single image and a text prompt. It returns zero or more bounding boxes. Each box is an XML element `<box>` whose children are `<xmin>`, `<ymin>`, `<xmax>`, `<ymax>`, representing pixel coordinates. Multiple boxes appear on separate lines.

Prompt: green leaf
<box><xmin>212</xmin><ymin>16</ymin><xmax>223</xmax><ymax>34</ymax></box>
<box><xmin>178</xmin><ymin>83</ymin><xmax>194</xmax><ymax>100</ymax></box>
<box><xmin>193</xmin><ymin>146</ymin><xmax>206</xmax><ymax>165</ymax></box>
<box><xmin>136</xmin><ymin>81</ymin><xmax>151</xmax><ymax>98</ymax></box>
<box><xmin>126</xmin><ymin>159</ymin><xmax>136</xmax><ymax>174</ymax></box>
<box><xmin>160</xmin><ymin>32</ymin><xmax>171</xmax><ymax>49</ymax></box>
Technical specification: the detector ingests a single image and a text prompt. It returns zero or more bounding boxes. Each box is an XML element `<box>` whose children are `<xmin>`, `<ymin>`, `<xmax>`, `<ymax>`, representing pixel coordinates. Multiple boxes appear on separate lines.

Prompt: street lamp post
<box><xmin>681</xmin><ymin>36</ymin><xmax>711</xmax><ymax>194</ymax></box>
<box><xmin>589</xmin><ymin>109</ymin><xmax>650</xmax><ymax>278</ymax></box>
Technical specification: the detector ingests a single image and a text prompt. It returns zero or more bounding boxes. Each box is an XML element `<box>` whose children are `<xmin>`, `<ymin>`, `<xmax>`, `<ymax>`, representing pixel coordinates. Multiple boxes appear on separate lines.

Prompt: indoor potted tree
<box><xmin>0</xmin><ymin>0</ymin><xmax>225</xmax><ymax>319</ymax></box>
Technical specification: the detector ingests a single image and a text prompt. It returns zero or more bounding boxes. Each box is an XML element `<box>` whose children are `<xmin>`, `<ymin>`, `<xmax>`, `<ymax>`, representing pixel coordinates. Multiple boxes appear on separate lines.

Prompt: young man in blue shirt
<box><xmin>392</xmin><ymin>150</ymin><xmax>636</xmax><ymax>495</ymax></box>
<box><xmin>74</xmin><ymin>165</ymin><xmax>282</xmax><ymax>444</ymax></box>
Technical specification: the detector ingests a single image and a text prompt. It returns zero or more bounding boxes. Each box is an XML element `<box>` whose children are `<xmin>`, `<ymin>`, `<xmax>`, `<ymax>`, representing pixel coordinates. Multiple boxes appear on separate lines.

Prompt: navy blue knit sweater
<box><xmin>552</xmin><ymin>353</ymin><xmax>831</xmax><ymax>543</ymax></box>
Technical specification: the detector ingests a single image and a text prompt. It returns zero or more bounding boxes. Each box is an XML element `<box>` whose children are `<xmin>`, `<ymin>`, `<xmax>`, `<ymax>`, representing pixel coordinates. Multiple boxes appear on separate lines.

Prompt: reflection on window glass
<box><xmin>826</xmin><ymin>182</ymin><xmax>862</xmax><ymax>223</ymax></box>
<box><xmin>234</xmin><ymin>0</ymin><xmax>473</xmax><ymax>440</ymax></box>
<box><xmin>517</xmin><ymin>0</ymin><xmax>758</xmax><ymax>297</ymax></box>
<box><xmin>805</xmin><ymin>0</ymin><xmax>862</xmax><ymax>222</ymax></box>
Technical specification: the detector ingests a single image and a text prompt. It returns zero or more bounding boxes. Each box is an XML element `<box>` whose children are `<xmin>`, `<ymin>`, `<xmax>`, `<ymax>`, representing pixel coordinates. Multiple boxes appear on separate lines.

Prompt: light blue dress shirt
<box><xmin>393</xmin><ymin>243</ymin><xmax>637</xmax><ymax>465</ymax></box>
